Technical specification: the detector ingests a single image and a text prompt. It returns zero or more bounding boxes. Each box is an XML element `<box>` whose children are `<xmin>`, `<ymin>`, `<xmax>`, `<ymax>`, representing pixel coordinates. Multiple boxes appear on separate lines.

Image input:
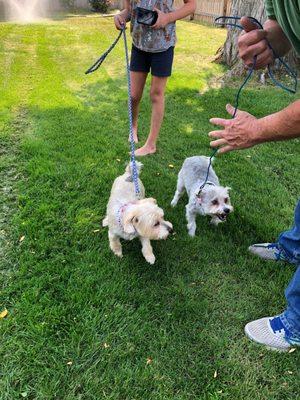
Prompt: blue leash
<box><xmin>85</xmin><ymin>27</ymin><xmax>141</xmax><ymax>198</ymax></box>
<box><xmin>197</xmin><ymin>15</ymin><xmax>297</xmax><ymax>197</ymax></box>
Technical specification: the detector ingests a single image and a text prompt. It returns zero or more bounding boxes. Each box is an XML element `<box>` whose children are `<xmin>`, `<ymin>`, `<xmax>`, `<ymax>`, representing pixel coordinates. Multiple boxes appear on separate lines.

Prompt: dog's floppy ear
<box><xmin>139</xmin><ymin>197</ymin><xmax>157</xmax><ymax>205</ymax></box>
<box><xmin>123</xmin><ymin>209</ymin><xmax>138</xmax><ymax>234</ymax></box>
<box><xmin>146</xmin><ymin>197</ymin><xmax>157</xmax><ymax>205</ymax></box>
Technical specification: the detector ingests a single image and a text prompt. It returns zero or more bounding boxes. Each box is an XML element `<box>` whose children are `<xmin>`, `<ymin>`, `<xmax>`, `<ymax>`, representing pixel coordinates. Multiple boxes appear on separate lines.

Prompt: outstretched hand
<box><xmin>209</xmin><ymin>104</ymin><xmax>263</xmax><ymax>153</ymax></box>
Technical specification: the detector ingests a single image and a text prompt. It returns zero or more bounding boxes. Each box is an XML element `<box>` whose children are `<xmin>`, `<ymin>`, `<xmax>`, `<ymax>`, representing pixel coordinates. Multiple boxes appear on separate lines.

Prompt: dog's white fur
<box><xmin>171</xmin><ymin>156</ymin><xmax>233</xmax><ymax>236</ymax></box>
<box><xmin>103</xmin><ymin>162</ymin><xmax>173</xmax><ymax>264</ymax></box>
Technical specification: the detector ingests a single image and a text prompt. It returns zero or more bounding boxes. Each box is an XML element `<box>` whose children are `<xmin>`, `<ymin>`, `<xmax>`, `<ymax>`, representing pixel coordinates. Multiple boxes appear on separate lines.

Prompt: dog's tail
<box><xmin>125</xmin><ymin>161</ymin><xmax>143</xmax><ymax>177</ymax></box>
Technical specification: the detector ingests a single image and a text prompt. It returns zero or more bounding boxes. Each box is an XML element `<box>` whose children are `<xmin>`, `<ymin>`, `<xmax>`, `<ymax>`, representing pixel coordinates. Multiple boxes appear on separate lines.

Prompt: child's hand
<box><xmin>152</xmin><ymin>9</ymin><xmax>170</xmax><ymax>29</ymax></box>
<box><xmin>114</xmin><ymin>13</ymin><xmax>127</xmax><ymax>30</ymax></box>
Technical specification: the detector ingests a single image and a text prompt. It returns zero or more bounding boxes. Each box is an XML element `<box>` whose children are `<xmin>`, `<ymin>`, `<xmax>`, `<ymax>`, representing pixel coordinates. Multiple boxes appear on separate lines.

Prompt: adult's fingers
<box><xmin>218</xmin><ymin>145</ymin><xmax>235</xmax><ymax>154</ymax></box>
<box><xmin>210</xmin><ymin>138</ymin><xmax>227</xmax><ymax>148</ymax></box>
<box><xmin>226</xmin><ymin>103</ymin><xmax>239</xmax><ymax>117</ymax></box>
<box><xmin>238</xmin><ymin>29</ymin><xmax>267</xmax><ymax>49</ymax></box>
<box><xmin>240</xmin><ymin>16</ymin><xmax>260</xmax><ymax>32</ymax></box>
<box><xmin>253</xmin><ymin>48</ymin><xmax>274</xmax><ymax>68</ymax></box>
<box><xmin>209</xmin><ymin>130</ymin><xmax>224</xmax><ymax>138</ymax></box>
<box><xmin>209</xmin><ymin>117</ymin><xmax>230</xmax><ymax>127</ymax></box>
<box><xmin>240</xmin><ymin>40</ymin><xmax>269</xmax><ymax>65</ymax></box>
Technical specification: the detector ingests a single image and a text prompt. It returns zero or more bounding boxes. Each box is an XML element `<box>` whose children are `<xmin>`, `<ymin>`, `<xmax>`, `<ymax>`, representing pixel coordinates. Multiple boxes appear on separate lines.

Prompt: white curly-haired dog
<box><xmin>171</xmin><ymin>156</ymin><xmax>233</xmax><ymax>236</ymax></box>
<box><xmin>103</xmin><ymin>162</ymin><xmax>173</xmax><ymax>264</ymax></box>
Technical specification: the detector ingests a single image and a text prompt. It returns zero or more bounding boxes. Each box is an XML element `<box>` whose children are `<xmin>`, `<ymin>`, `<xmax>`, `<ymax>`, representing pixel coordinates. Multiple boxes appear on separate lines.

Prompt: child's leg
<box><xmin>130</xmin><ymin>71</ymin><xmax>148</xmax><ymax>143</ymax></box>
<box><xmin>135</xmin><ymin>75</ymin><xmax>168</xmax><ymax>156</ymax></box>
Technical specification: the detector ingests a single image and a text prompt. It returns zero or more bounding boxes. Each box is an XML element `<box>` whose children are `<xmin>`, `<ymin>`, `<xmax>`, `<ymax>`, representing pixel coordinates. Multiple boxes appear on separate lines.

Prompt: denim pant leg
<box><xmin>281</xmin><ymin>265</ymin><xmax>300</xmax><ymax>343</ymax></box>
<box><xmin>278</xmin><ymin>200</ymin><xmax>300</xmax><ymax>264</ymax></box>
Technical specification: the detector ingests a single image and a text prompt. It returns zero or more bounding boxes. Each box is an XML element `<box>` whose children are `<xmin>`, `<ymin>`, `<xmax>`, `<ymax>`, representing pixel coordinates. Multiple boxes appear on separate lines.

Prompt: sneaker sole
<box><xmin>244</xmin><ymin>325</ymin><xmax>290</xmax><ymax>353</ymax></box>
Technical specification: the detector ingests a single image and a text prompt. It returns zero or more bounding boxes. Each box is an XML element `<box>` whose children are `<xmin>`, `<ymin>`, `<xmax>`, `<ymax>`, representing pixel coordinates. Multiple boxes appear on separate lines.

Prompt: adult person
<box><xmin>114</xmin><ymin>0</ymin><xmax>196</xmax><ymax>156</ymax></box>
<box><xmin>209</xmin><ymin>2</ymin><xmax>300</xmax><ymax>351</ymax></box>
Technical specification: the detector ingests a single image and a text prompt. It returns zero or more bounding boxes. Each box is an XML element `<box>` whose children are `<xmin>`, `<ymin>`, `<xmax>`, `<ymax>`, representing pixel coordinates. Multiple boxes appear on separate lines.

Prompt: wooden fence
<box><xmin>173</xmin><ymin>0</ymin><xmax>232</xmax><ymax>24</ymax></box>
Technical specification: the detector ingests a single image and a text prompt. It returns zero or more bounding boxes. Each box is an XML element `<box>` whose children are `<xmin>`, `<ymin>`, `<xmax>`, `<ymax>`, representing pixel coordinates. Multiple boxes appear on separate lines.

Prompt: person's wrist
<box><xmin>255</xmin><ymin>116</ymin><xmax>273</xmax><ymax>144</ymax></box>
<box><xmin>165</xmin><ymin>12</ymin><xmax>173</xmax><ymax>24</ymax></box>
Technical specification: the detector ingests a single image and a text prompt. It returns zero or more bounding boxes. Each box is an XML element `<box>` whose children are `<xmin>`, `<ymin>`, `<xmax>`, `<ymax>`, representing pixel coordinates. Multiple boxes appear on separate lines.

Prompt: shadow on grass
<box><xmin>14</xmin><ymin>79</ymin><xmax>298</xmax><ymax>279</ymax></box>
<box><xmin>1</xmin><ymin>82</ymin><xmax>299</xmax><ymax>398</ymax></box>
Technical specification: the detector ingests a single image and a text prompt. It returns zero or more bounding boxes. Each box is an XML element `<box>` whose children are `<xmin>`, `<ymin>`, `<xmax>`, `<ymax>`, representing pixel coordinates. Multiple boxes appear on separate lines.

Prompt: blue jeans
<box><xmin>278</xmin><ymin>200</ymin><xmax>300</xmax><ymax>344</ymax></box>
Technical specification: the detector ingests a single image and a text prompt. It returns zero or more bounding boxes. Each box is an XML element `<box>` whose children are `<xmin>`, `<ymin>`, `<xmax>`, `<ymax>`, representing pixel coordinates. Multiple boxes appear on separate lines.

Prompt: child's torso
<box><xmin>130</xmin><ymin>0</ymin><xmax>176</xmax><ymax>52</ymax></box>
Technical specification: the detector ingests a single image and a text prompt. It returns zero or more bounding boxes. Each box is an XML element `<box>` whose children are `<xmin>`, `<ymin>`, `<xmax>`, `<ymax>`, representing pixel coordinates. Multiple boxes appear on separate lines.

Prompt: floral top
<box><xmin>130</xmin><ymin>0</ymin><xmax>176</xmax><ymax>52</ymax></box>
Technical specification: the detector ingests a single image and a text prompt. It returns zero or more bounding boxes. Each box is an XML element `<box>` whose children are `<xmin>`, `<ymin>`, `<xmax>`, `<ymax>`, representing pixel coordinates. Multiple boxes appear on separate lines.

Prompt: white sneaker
<box><xmin>248</xmin><ymin>243</ymin><xmax>289</xmax><ymax>262</ymax></box>
<box><xmin>245</xmin><ymin>316</ymin><xmax>292</xmax><ymax>352</ymax></box>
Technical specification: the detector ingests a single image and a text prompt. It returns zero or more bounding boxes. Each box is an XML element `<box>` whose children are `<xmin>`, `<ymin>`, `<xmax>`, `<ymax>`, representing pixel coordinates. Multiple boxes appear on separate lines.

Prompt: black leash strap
<box><xmin>85</xmin><ymin>29</ymin><xmax>123</xmax><ymax>75</ymax></box>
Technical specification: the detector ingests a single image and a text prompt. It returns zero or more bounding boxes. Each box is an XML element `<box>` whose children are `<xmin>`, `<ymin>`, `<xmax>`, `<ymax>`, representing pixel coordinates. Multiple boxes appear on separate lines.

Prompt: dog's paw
<box><xmin>145</xmin><ymin>254</ymin><xmax>155</xmax><ymax>264</ymax></box>
<box><xmin>113</xmin><ymin>249</ymin><xmax>123</xmax><ymax>258</ymax></box>
<box><xmin>187</xmin><ymin>224</ymin><xmax>196</xmax><ymax>237</ymax></box>
<box><xmin>188</xmin><ymin>230</ymin><xmax>196</xmax><ymax>237</ymax></box>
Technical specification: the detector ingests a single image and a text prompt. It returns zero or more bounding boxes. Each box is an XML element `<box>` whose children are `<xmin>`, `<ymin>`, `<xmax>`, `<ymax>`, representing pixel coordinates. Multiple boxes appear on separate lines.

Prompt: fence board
<box><xmin>173</xmin><ymin>0</ymin><xmax>231</xmax><ymax>24</ymax></box>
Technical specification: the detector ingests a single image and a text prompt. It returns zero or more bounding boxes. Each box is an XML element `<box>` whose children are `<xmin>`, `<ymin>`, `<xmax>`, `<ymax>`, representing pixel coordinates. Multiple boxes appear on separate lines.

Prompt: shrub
<box><xmin>89</xmin><ymin>0</ymin><xmax>110</xmax><ymax>13</ymax></box>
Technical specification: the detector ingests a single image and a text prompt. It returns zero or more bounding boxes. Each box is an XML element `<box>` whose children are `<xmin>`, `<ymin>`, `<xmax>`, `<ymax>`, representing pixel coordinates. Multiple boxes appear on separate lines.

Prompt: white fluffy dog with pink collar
<box><xmin>103</xmin><ymin>162</ymin><xmax>173</xmax><ymax>264</ymax></box>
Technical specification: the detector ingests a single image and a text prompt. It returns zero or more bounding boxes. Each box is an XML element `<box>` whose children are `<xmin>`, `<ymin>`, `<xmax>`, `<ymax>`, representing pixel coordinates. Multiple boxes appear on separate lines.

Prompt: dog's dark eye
<box><xmin>224</xmin><ymin>198</ymin><xmax>228</xmax><ymax>204</ymax></box>
<box><xmin>154</xmin><ymin>221</ymin><xmax>160</xmax><ymax>227</ymax></box>
<box><xmin>212</xmin><ymin>199</ymin><xmax>219</xmax><ymax>206</ymax></box>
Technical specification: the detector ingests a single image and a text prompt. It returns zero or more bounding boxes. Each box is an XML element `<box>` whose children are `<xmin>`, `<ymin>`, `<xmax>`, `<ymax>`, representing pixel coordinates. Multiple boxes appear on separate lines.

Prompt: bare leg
<box><xmin>186</xmin><ymin>204</ymin><xmax>197</xmax><ymax>237</ymax></box>
<box><xmin>135</xmin><ymin>75</ymin><xmax>168</xmax><ymax>156</ymax></box>
<box><xmin>171</xmin><ymin>172</ymin><xmax>185</xmax><ymax>207</ymax></box>
<box><xmin>109</xmin><ymin>231</ymin><xmax>122</xmax><ymax>257</ymax></box>
<box><xmin>140</xmin><ymin>237</ymin><xmax>155</xmax><ymax>264</ymax></box>
<box><xmin>130</xmin><ymin>71</ymin><xmax>148</xmax><ymax>143</ymax></box>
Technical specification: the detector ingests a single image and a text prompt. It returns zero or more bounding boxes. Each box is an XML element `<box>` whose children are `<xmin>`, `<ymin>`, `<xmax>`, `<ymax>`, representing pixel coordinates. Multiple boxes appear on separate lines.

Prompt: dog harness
<box><xmin>116</xmin><ymin>202</ymin><xmax>137</xmax><ymax>230</ymax></box>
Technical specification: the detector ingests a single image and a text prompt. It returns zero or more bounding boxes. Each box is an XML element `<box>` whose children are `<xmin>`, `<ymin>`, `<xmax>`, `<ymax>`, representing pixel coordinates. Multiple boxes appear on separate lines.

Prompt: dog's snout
<box><xmin>167</xmin><ymin>226</ymin><xmax>174</xmax><ymax>234</ymax></box>
<box><xmin>224</xmin><ymin>208</ymin><xmax>231</xmax><ymax>214</ymax></box>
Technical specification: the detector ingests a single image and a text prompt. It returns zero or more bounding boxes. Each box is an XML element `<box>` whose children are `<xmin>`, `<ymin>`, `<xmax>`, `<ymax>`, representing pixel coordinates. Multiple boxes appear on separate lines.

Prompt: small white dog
<box><xmin>171</xmin><ymin>156</ymin><xmax>233</xmax><ymax>236</ymax></box>
<box><xmin>103</xmin><ymin>162</ymin><xmax>173</xmax><ymax>264</ymax></box>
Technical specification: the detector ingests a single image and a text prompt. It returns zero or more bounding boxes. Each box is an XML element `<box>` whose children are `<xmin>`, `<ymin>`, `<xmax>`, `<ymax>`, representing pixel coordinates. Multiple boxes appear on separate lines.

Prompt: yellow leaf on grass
<box><xmin>168</xmin><ymin>164</ymin><xmax>174</xmax><ymax>169</ymax></box>
<box><xmin>103</xmin><ymin>343</ymin><xmax>110</xmax><ymax>349</ymax></box>
<box><xmin>0</xmin><ymin>309</ymin><xmax>8</xmax><ymax>319</ymax></box>
<box><xmin>67</xmin><ymin>361</ymin><xmax>73</xmax><ymax>366</ymax></box>
<box><xmin>213</xmin><ymin>370</ymin><xmax>218</xmax><ymax>378</ymax></box>
<box><xmin>19</xmin><ymin>235</ymin><xmax>25</xmax><ymax>242</ymax></box>
<box><xmin>146</xmin><ymin>357</ymin><xmax>153</xmax><ymax>365</ymax></box>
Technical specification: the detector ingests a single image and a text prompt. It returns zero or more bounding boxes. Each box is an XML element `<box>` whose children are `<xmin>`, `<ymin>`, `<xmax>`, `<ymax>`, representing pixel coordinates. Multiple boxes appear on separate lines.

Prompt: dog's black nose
<box><xmin>168</xmin><ymin>226</ymin><xmax>174</xmax><ymax>234</ymax></box>
<box><xmin>224</xmin><ymin>208</ymin><xmax>231</xmax><ymax>214</ymax></box>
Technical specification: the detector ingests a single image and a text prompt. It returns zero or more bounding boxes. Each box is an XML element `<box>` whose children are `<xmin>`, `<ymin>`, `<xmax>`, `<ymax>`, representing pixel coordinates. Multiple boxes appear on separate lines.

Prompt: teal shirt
<box><xmin>265</xmin><ymin>0</ymin><xmax>300</xmax><ymax>55</ymax></box>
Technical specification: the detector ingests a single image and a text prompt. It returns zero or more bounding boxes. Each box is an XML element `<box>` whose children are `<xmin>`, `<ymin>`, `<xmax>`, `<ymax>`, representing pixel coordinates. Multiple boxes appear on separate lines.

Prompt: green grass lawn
<box><xmin>1</xmin><ymin>14</ymin><xmax>300</xmax><ymax>400</ymax></box>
